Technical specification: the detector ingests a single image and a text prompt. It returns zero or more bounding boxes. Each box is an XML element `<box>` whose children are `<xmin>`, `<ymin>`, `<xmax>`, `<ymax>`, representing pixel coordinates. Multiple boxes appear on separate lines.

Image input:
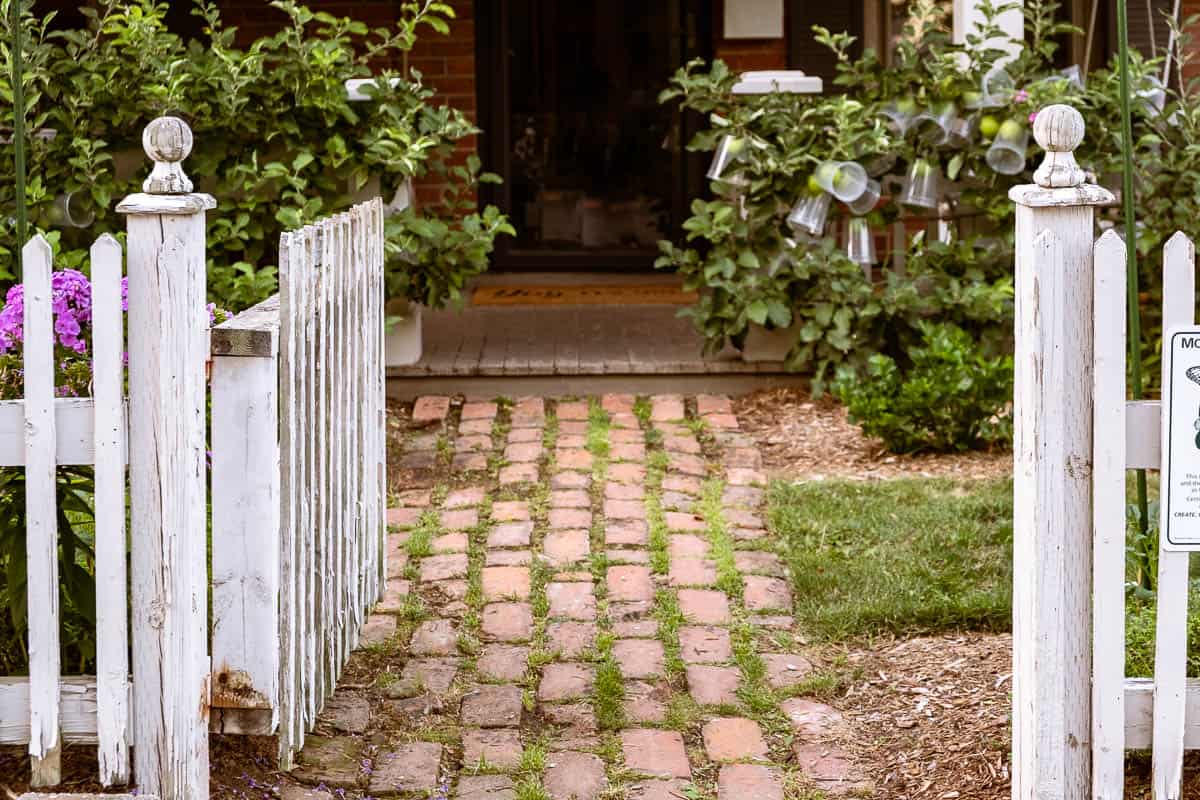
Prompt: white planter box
<box><xmin>742</xmin><ymin>321</ymin><xmax>800</xmax><ymax>363</ymax></box>
<box><xmin>385</xmin><ymin>299</ymin><xmax>423</xmax><ymax>367</ymax></box>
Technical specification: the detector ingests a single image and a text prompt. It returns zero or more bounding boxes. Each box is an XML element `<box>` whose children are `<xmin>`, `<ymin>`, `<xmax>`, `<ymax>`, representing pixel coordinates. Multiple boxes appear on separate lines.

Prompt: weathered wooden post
<box><xmin>1009</xmin><ymin>104</ymin><xmax>1114</xmax><ymax>799</ymax></box>
<box><xmin>117</xmin><ymin>117</ymin><xmax>214</xmax><ymax>800</ymax></box>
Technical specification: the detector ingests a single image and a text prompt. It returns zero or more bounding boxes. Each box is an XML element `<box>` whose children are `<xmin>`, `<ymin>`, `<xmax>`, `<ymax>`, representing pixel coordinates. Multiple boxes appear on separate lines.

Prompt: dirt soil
<box><xmin>735</xmin><ymin>388</ymin><xmax>1011</xmax><ymax>482</ymax></box>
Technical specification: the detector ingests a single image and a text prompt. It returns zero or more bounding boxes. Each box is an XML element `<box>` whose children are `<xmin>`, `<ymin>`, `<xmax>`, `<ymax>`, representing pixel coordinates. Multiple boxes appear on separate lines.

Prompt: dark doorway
<box><xmin>477</xmin><ymin>0</ymin><xmax>713</xmax><ymax>270</ymax></box>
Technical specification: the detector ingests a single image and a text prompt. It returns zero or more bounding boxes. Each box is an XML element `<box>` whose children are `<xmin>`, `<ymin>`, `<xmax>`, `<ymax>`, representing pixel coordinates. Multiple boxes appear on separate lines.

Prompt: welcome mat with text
<box><xmin>472</xmin><ymin>284</ymin><xmax>698</xmax><ymax>307</ymax></box>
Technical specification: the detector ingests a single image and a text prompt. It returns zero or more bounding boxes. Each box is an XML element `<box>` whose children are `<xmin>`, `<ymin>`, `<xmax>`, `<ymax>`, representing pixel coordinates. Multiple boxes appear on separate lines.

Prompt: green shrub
<box><xmin>0</xmin><ymin>0</ymin><xmax>512</xmax><ymax>311</ymax></box>
<box><xmin>834</xmin><ymin>321</ymin><xmax>1013</xmax><ymax>453</ymax></box>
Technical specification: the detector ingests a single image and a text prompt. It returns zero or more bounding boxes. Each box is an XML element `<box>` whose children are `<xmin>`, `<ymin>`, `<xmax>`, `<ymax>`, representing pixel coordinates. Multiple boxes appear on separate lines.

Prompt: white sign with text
<box><xmin>1163</xmin><ymin>327</ymin><xmax>1200</xmax><ymax>550</ymax></box>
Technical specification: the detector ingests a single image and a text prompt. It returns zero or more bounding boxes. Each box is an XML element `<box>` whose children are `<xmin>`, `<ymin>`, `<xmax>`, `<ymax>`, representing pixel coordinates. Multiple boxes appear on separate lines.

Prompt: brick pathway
<box><xmin>290</xmin><ymin>395</ymin><xmax>867</xmax><ymax>799</ymax></box>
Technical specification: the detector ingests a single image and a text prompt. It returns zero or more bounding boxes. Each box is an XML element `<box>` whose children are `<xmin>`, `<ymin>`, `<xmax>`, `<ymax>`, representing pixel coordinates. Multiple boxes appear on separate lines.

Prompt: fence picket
<box><xmin>23</xmin><ymin>234</ymin><xmax>61</xmax><ymax>788</ymax></box>
<box><xmin>350</xmin><ymin>211</ymin><xmax>365</xmax><ymax>637</ymax></box>
<box><xmin>277</xmin><ymin>230</ymin><xmax>300</xmax><ymax>766</ymax></box>
<box><xmin>91</xmin><ymin>233</ymin><xmax>130</xmax><ymax>786</ymax></box>
<box><xmin>333</xmin><ymin>214</ymin><xmax>347</xmax><ymax>674</ymax></box>
<box><xmin>1092</xmin><ymin>229</ymin><xmax>1127</xmax><ymax>796</ymax></box>
<box><xmin>1153</xmin><ymin>231</ymin><xmax>1197</xmax><ymax>799</ymax></box>
<box><xmin>302</xmin><ymin>225</ymin><xmax>317</xmax><ymax>727</ymax></box>
<box><xmin>375</xmin><ymin>201</ymin><xmax>388</xmax><ymax>597</ymax></box>
<box><xmin>353</xmin><ymin>209</ymin><xmax>365</xmax><ymax>643</ymax></box>
<box><xmin>316</xmin><ymin>219</ymin><xmax>330</xmax><ymax>705</ymax></box>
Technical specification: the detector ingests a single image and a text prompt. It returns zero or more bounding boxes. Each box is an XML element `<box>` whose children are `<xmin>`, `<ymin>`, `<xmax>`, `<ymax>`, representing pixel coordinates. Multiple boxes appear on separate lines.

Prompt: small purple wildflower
<box><xmin>1029</xmin><ymin>111</ymin><xmax>1038</xmax><ymax>124</ymax></box>
<box><xmin>1014</xmin><ymin>88</ymin><xmax>1029</xmax><ymax>104</ymax></box>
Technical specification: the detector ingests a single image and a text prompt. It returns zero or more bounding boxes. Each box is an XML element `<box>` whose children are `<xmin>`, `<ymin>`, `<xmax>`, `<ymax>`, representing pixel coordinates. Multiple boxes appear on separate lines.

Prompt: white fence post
<box><xmin>210</xmin><ymin>296</ymin><xmax>281</xmax><ymax>733</ymax></box>
<box><xmin>1009</xmin><ymin>104</ymin><xmax>1115</xmax><ymax>799</ymax></box>
<box><xmin>116</xmin><ymin>116</ymin><xmax>215</xmax><ymax>800</ymax></box>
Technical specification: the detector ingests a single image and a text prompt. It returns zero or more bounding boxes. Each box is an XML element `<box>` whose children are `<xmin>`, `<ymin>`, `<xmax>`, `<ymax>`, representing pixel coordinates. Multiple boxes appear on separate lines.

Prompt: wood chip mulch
<box><xmin>734</xmin><ymin>388</ymin><xmax>1011</xmax><ymax>482</ymax></box>
<box><xmin>837</xmin><ymin>633</ymin><xmax>1012</xmax><ymax>799</ymax></box>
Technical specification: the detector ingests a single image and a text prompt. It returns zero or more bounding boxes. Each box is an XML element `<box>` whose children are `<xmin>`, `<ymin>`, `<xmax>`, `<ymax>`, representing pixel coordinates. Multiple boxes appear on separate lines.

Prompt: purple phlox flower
<box><xmin>1029</xmin><ymin>111</ymin><xmax>1038</xmax><ymax>124</ymax></box>
<box><xmin>0</xmin><ymin>284</ymin><xmax>25</xmax><ymax>353</ymax></box>
<box><xmin>208</xmin><ymin>302</ymin><xmax>217</xmax><ymax>326</ymax></box>
<box><xmin>51</xmin><ymin>269</ymin><xmax>92</xmax><ymax>353</ymax></box>
<box><xmin>1014</xmin><ymin>88</ymin><xmax>1029</xmax><ymax>104</ymax></box>
<box><xmin>121</xmin><ymin>276</ymin><xmax>129</xmax><ymax>312</ymax></box>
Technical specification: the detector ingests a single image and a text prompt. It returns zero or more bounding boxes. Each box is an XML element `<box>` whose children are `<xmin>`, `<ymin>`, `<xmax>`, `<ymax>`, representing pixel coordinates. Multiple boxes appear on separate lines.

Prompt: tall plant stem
<box><xmin>1116</xmin><ymin>0</ymin><xmax>1152</xmax><ymax>587</ymax></box>
<box><xmin>11</xmin><ymin>0</ymin><xmax>26</xmax><ymax>280</ymax></box>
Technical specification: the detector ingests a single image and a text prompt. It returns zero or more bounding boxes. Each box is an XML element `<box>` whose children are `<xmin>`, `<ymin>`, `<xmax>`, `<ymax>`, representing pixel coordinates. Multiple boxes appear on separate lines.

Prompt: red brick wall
<box><xmin>1184</xmin><ymin>1</ymin><xmax>1200</xmax><ymax>84</ymax></box>
<box><xmin>713</xmin><ymin>0</ymin><xmax>790</xmax><ymax>72</ymax></box>
<box><xmin>404</xmin><ymin>0</ymin><xmax>477</xmax><ymax>207</ymax></box>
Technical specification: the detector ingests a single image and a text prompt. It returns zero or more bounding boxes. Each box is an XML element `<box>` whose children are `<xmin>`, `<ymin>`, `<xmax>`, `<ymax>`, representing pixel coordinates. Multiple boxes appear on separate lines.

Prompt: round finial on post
<box><xmin>141</xmin><ymin>116</ymin><xmax>195</xmax><ymax>194</ymax></box>
<box><xmin>1032</xmin><ymin>104</ymin><xmax>1087</xmax><ymax>189</ymax></box>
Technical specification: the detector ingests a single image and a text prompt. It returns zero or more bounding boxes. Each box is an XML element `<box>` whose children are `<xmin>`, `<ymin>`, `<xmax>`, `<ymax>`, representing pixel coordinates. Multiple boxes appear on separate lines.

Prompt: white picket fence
<box><xmin>0</xmin><ymin>118</ymin><xmax>388</xmax><ymax>796</ymax></box>
<box><xmin>209</xmin><ymin>197</ymin><xmax>388</xmax><ymax>766</ymax></box>
<box><xmin>0</xmin><ymin>234</ymin><xmax>130</xmax><ymax>788</ymax></box>
<box><xmin>1013</xmin><ymin>103</ymin><xmax>1200</xmax><ymax>799</ymax></box>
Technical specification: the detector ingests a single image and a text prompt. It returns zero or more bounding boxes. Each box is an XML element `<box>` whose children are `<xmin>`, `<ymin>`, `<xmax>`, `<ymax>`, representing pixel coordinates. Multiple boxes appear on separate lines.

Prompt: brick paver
<box><xmin>289</xmin><ymin>394</ymin><xmax>868</xmax><ymax>799</ymax></box>
<box><xmin>702</xmin><ymin>717</ymin><xmax>769</xmax><ymax>761</ymax></box>
<box><xmin>621</xmin><ymin>729</ymin><xmax>691</xmax><ymax>779</ymax></box>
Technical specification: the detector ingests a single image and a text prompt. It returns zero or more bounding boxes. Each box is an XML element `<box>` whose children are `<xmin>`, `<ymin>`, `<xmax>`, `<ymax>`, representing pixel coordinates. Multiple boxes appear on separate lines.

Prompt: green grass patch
<box><xmin>587</xmin><ymin>399</ymin><xmax>612</xmax><ymax>464</ymax></box>
<box><xmin>771</xmin><ymin>475</ymin><xmax>1200</xmax><ymax>677</ymax></box>
<box><xmin>770</xmin><ymin>477</ymin><xmax>1013</xmax><ymax>639</ymax></box>
<box><xmin>645</xmin><ymin>453</ymin><xmax>670</xmax><ymax>576</ymax></box>
<box><xmin>653</xmin><ymin>588</ymin><xmax>686</xmax><ymax>679</ymax></box>
<box><xmin>403</xmin><ymin>509</ymin><xmax>440</xmax><ymax>560</ymax></box>
<box><xmin>698</xmin><ymin>479</ymin><xmax>741</xmax><ymax>599</ymax></box>
<box><xmin>593</xmin><ymin>657</ymin><xmax>626</xmax><ymax>730</ymax></box>
<box><xmin>632</xmin><ymin>396</ymin><xmax>652</xmax><ymax>427</ymax></box>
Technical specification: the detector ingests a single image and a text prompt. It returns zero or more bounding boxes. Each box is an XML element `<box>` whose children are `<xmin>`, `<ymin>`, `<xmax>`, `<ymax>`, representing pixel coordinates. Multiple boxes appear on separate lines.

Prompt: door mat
<box><xmin>472</xmin><ymin>284</ymin><xmax>698</xmax><ymax>306</ymax></box>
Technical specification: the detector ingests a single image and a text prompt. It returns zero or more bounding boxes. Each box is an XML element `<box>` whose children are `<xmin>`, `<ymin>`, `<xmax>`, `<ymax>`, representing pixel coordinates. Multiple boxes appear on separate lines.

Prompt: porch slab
<box><xmin>387</xmin><ymin>274</ymin><xmax>802</xmax><ymax>398</ymax></box>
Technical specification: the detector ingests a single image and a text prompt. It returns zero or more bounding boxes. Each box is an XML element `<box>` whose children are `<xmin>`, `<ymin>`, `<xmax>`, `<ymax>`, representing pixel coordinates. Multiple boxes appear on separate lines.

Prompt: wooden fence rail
<box><xmin>210</xmin><ymin>197</ymin><xmax>388</xmax><ymax>767</ymax></box>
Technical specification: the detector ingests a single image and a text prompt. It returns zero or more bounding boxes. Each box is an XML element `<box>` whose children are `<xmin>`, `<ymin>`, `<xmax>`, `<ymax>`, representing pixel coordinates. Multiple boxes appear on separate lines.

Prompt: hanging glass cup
<box><xmin>985</xmin><ymin>119</ymin><xmax>1029</xmax><ymax>175</ymax></box>
<box><xmin>912</xmin><ymin>101</ymin><xmax>957</xmax><ymax>145</ymax></box>
<box><xmin>707</xmin><ymin>134</ymin><xmax>751</xmax><ymax>191</ymax></box>
<box><xmin>983</xmin><ymin>68</ymin><xmax>1016</xmax><ymax>106</ymax></box>
<box><xmin>814</xmin><ymin>160</ymin><xmax>868</xmax><ymax>204</ymax></box>
<box><xmin>880</xmin><ymin>98</ymin><xmax>919</xmax><ymax>135</ymax></box>
<box><xmin>845</xmin><ymin>179</ymin><xmax>881</xmax><ymax>216</ymax></box>
<box><xmin>899</xmin><ymin>159</ymin><xmax>941</xmax><ymax>210</ymax></box>
<box><xmin>845</xmin><ymin>216</ymin><xmax>877</xmax><ymax>266</ymax></box>
<box><xmin>1138</xmin><ymin>75</ymin><xmax>1167</xmax><ymax>117</ymax></box>
<box><xmin>946</xmin><ymin>117</ymin><xmax>976</xmax><ymax>149</ymax></box>
<box><xmin>787</xmin><ymin>191</ymin><xmax>832</xmax><ymax>237</ymax></box>
<box><xmin>49</xmin><ymin>191</ymin><xmax>97</xmax><ymax>228</ymax></box>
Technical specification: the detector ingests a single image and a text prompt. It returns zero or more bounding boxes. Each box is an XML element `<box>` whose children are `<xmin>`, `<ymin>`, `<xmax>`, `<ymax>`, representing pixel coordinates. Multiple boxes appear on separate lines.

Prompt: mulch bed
<box><xmin>834</xmin><ymin>633</ymin><xmax>1012</xmax><ymax>799</ymax></box>
<box><xmin>734</xmin><ymin>388</ymin><xmax>1011</xmax><ymax>482</ymax></box>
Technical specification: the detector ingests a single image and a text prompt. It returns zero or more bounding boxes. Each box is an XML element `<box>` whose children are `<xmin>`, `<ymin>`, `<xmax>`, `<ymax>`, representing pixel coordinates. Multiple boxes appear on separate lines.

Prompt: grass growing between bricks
<box><xmin>697</xmin><ymin>478</ymin><xmax>741</xmax><ymax>600</ymax></box>
<box><xmin>459</xmin><ymin>495</ymin><xmax>491</xmax><ymax>657</ymax></box>
<box><xmin>515</xmin><ymin>739</ymin><xmax>551</xmax><ymax>800</ymax></box>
